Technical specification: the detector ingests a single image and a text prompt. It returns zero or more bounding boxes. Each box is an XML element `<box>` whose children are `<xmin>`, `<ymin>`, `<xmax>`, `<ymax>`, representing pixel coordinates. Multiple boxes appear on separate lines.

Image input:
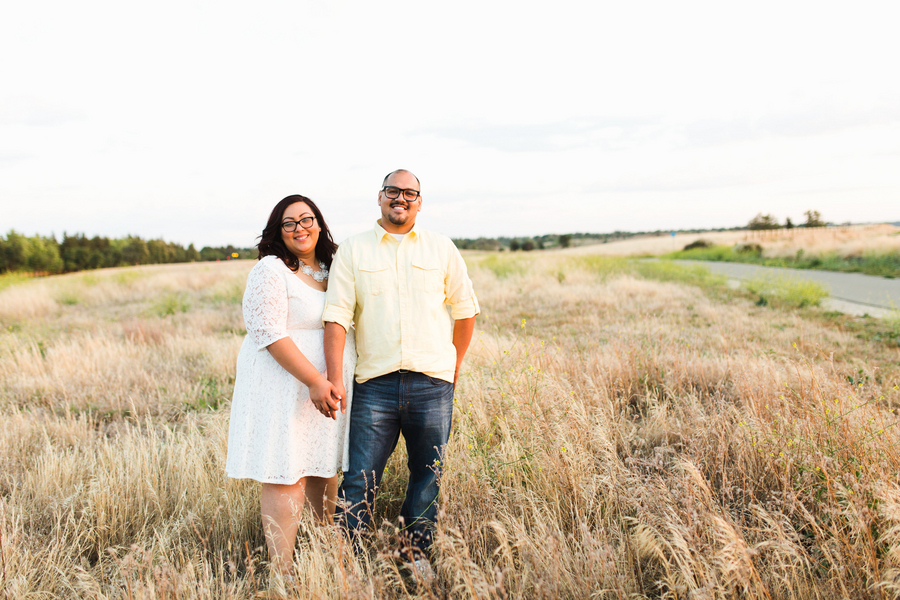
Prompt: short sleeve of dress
<box><xmin>242</xmin><ymin>258</ymin><xmax>290</xmax><ymax>351</ymax></box>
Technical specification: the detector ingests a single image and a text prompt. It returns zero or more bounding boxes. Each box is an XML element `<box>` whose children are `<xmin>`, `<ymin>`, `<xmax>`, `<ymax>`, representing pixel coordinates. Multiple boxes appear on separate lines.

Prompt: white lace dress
<box><xmin>226</xmin><ymin>255</ymin><xmax>356</xmax><ymax>483</ymax></box>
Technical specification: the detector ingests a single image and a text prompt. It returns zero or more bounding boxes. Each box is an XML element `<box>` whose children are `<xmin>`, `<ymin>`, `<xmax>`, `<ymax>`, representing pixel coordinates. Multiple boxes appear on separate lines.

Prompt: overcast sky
<box><xmin>2</xmin><ymin>1</ymin><xmax>898</xmax><ymax>247</ymax></box>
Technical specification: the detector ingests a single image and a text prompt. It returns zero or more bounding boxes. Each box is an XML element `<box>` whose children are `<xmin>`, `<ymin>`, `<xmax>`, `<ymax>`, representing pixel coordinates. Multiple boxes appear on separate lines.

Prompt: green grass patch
<box><xmin>818</xmin><ymin>309</ymin><xmax>900</xmax><ymax>347</ymax></box>
<box><xmin>572</xmin><ymin>255</ymin><xmax>631</xmax><ymax>279</ymax></box>
<box><xmin>477</xmin><ymin>254</ymin><xmax>529</xmax><ymax>278</ymax></box>
<box><xmin>0</xmin><ymin>273</ymin><xmax>34</xmax><ymax>292</ymax></box>
<box><xmin>185</xmin><ymin>376</ymin><xmax>232</xmax><ymax>411</ymax></box>
<box><xmin>54</xmin><ymin>289</ymin><xmax>81</xmax><ymax>305</ymax></box>
<box><xmin>635</xmin><ymin>260</ymin><xmax>727</xmax><ymax>288</ymax></box>
<box><xmin>743</xmin><ymin>275</ymin><xmax>829</xmax><ymax>308</ymax></box>
<box><xmin>152</xmin><ymin>292</ymin><xmax>192</xmax><ymax>317</ymax></box>
<box><xmin>113</xmin><ymin>270</ymin><xmax>144</xmax><ymax>286</ymax></box>
<box><xmin>206</xmin><ymin>281</ymin><xmax>245</xmax><ymax>305</ymax></box>
<box><xmin>664</xmin><ymin>245</ymin><xmax>900</xmax><ymax>278</ymax></box>
<box><xmin>882</xmin><ymin>310</ymin><xmax>900</xmax><ymax>345</ymax></box>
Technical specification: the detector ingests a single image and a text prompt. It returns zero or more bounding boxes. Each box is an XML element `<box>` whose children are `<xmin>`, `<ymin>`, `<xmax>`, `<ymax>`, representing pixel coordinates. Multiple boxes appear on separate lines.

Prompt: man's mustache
<box><xmin>390</xmin><ymin>201</ymin><xmax>409</xmax><ymax>209</ymax></box>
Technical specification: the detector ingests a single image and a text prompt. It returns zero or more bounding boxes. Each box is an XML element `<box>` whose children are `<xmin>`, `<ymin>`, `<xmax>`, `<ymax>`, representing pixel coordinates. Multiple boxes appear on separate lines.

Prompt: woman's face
<box><xmin>280</xmin><ymin>201</ymin><xmax>320</xmax><ymax>260</ymax></box>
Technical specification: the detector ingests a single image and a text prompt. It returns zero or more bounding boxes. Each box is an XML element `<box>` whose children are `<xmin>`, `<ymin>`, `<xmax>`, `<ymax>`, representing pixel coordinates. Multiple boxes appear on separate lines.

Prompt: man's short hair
<box><xmin>382</xmin><ymin>169</ymin><xmax>421</xmax><ymax>190</ymax></box>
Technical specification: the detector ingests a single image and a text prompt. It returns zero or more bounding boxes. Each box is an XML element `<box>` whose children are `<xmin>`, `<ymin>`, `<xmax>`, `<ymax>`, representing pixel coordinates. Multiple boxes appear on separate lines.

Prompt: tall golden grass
<box><xmin>1</xmin><ymin>256</ymin><xmax>899</xmax><ymax>598</ymax></box>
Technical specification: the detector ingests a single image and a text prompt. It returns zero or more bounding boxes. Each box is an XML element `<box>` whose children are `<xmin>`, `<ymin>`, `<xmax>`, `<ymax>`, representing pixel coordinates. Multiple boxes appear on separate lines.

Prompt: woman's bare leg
<box><xmin>303</xmin><ymin>475</ymin><xmax>339</xmax><ymax>523</ymax></box>
<box><xmin>260</xmin><ymin>481</ymin><xmax>306</xmax><ymax>573</ymax></box>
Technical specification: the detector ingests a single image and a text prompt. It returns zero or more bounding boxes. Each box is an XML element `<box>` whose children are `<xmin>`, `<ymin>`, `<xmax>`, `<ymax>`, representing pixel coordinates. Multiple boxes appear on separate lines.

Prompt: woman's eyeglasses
<box><xmin>281</xmin><ymin>216</ymin><xmax>316</xmax><ymax>232</ymax></box>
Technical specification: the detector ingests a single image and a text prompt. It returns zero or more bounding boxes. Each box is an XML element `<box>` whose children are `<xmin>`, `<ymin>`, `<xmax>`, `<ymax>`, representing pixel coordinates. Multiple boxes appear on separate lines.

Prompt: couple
<box><xmin>225</xmin><ymin>169</ymin><xmax>480</xmax><ymax>578</ymax></box>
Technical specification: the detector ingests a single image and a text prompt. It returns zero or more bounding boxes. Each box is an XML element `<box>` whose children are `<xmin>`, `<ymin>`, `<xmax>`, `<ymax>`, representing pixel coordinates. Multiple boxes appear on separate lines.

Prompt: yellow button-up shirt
<box><xmin>323</xmin><ymin>221</ymin><xmax>480</xmax><ymax>384</ymax></box>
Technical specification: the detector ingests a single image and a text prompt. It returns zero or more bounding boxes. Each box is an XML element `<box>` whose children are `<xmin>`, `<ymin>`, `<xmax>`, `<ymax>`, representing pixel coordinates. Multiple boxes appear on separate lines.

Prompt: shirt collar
<box><xmin>374</xmin><ymin>219</ymin><xmax>418</xmax><ymax>242</ymax></box>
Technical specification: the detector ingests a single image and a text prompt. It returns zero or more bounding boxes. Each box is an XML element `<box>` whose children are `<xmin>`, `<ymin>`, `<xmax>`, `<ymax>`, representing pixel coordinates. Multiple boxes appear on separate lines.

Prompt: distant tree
<box><xmin>3</xmin><ymin>230</ymin><xmax>29</xmax><ymax>271</ymax></box>
<box><xmin>122</xmin><ymin>236</ymin><xmax>149</xmax><ymax>265</ymax></box>
<box><xmin>468</xmin><ymin>238</ymin><xmax>498</xmax><ymax>251</ymax></box>
<box><xmin>748</xmin><ymin>213</ymin><xmax>780</xmax><ymax>230</ymax></box>
<box><xmin>785</xmin><ymin>217</ymin><xmax>794</xmax><ymax>229</ymax></box>
<box><xmin>559</xmin><ymin>234</ymin><xmax>571</xmax><ymax>248</ymax></box>
<box><xmin>509</xmin><ymin>239</ymin><xmax>520</xmax><ymax>251</ymax></box>
<box><xmin>0</xmin><ymin>230</ymin><xmax>63</xmax><ymax>273</ymax></box>
<box><xmin>522</xmin><ymin>239</ymin><xmax>535</xmax><ymax>251</ymax></box>
<box><xmin>804</xmin><ymin>210</ymin><xmax>824</xmax><ymax>228</ymax></box>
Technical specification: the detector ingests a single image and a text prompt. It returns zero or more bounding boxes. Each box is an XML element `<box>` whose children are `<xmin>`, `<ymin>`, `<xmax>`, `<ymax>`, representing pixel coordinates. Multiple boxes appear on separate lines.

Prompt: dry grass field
<box><xmin>741</xmin><ymin>224</ymin><xmax>900</xmax><ymax>260</ymax></box>
<box><xmin>1</xmin><ymin>255</ymin><xmax>900</xmax><ymax>599</ymax></box>
<box><xmin>567</xmin><ymin>224</ymin><xmax>900</xmax><ymax>259</ymax></box>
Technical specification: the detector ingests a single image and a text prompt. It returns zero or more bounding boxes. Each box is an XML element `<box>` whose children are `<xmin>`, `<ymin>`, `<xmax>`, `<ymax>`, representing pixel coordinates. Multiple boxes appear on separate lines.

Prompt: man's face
<box><xmin>377</xmin><ymin>171</ymin><xmax>421</xmax><ymax>233</ymax></box>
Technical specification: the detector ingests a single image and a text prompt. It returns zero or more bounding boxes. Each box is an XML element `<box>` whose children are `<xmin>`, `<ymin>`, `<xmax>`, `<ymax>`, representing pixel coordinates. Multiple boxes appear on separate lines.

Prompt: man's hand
<box><xmin>309</xmin><ymin>377</ymin><xmax>341</xmax><ymax>420</ymax></box>
<box><xmin>329</xmin><ymin>375</ymin><xmax>347</xmax><ymax>415</ymax></box>
<box><xmin>324</xmin><ymin>321</ymin><xmax>348</xmax><ymax>415</ymax></box>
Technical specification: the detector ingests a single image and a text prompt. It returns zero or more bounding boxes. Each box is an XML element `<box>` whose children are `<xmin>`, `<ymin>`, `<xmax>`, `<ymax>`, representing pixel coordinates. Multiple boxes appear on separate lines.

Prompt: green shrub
<box><xmin>664</xmin><ymin>244</ymin><xmax>736</xmax><ymax>262</ymax></box>
<box><xmin>682</xmin><ymin>239</ymin><xmax>713</xmax><ymax>250</ymax></box>
<box><xmin>735</xmin><ymin>242</ymin><xmax>763</xmax><ymax>255</ymax></box>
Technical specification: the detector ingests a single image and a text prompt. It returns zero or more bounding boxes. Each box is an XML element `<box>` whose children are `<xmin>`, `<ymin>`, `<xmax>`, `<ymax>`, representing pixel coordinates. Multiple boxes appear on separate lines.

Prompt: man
<box><xmin>321</xmin><ymin>168</ymin><xmax>479</xmax><ymax>576</ymax></box>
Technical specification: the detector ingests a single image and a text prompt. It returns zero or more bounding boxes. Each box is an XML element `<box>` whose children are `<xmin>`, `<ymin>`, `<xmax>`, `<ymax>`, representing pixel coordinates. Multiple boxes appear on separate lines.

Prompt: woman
<box><xmin>225</xmin><ymin>194</ymin><xmax>356</xmax><ymax>572</ymax></box>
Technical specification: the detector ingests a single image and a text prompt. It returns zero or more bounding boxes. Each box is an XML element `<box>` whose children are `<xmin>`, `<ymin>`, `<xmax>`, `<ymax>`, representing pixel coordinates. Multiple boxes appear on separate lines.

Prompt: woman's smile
<box><xmin>280</xmin><ymin>201</ymin><xmax>319</xmax><ymax>260</ymax></box>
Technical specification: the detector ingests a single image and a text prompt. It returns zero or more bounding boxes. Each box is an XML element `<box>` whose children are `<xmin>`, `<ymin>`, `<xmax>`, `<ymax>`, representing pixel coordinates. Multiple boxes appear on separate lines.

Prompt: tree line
<box><xmin>0</xmin><ymin>230</ymin><xmax>254</xmax><ymax>275</ymax></box>
<box><xmin>748</xmin><ymin>210</ymin><xmax>826</xmax><ymax>230</ymax></box>
<box><xmin>453</xmin><ymin>227</ymin><xmax>746</xmax><ymax>252</ymax></box>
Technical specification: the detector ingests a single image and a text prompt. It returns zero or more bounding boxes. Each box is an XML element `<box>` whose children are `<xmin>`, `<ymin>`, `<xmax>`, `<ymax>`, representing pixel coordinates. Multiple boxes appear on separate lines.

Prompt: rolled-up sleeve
<box><xmin>444</xmin><ymin>246</ymin><xmax>480</xmax><ymax>320</ymax></box>
<box><xmin>242</xmin><ymin>260</ymin><xmax>290</xmax><ymax>350</ymax></box>
<box><xmin>323</xmin><ymin>242</ymin><xmax>356</xmax><ymax>331</ymax></box>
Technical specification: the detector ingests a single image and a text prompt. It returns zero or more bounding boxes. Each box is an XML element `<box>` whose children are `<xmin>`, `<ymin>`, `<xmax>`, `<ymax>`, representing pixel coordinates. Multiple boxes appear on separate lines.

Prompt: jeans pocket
<box><xmin>424</xmin><ymin>375</ymin><xmax>451</xmax><ymax>387</ymax></box>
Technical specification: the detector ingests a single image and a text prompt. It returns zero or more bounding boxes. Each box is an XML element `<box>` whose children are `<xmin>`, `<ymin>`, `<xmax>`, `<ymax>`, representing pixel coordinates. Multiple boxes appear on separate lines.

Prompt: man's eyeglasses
<box><xmin>381</xmin><ymin>186</ymin><xmax>421</xmax><ymax>202</ymax></box>
<box><xmin>281</xmin><ymin>216</ymin><xmax>316</xmax><ymax>232</ymax></box>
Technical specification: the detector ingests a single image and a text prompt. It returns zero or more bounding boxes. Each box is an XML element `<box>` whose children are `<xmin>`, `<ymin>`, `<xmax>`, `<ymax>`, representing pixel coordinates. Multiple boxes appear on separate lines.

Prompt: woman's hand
<box><xmin>309</xmin><ymin>377</ymin><xmax>341</xmax><ymax>420</ymax></box>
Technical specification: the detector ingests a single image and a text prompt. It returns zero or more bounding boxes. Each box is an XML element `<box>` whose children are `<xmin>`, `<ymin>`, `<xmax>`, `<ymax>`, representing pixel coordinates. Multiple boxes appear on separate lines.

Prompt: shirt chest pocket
<box><xmin>359</xmin><ymin>263</ymin><xmax>392</xmax><ymax>296</ymax></box>
<box><xmin>412</xmin><ymin>260</ymin><xmax>444</xmax><ymax>294</ymax></box>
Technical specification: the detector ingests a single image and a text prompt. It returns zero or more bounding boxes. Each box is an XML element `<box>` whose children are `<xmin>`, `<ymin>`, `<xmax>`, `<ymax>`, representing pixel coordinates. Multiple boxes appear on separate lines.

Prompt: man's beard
<box><xmin>386</xmin><ymin>202</ymin><xmax>409</xmax><ymax>225</ymax></box>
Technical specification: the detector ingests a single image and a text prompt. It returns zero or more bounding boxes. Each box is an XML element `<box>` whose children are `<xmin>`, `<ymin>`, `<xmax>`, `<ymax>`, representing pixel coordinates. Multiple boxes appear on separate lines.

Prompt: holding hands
<box><xmin>309</xmin><ymin>376</ymin><xmax>345</xmax><ymax>420</ymax></box>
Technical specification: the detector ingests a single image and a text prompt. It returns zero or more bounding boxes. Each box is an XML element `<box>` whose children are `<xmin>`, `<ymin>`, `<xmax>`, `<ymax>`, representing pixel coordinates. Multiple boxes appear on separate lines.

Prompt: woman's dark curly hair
<box><xmin>257</xmin><ymin>195</ymin><xmax>338</xmax><ymax>271</ymax></box>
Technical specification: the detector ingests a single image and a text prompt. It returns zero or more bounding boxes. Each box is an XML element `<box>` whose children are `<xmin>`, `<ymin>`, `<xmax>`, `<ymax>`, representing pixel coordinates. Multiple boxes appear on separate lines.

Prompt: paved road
<box><xmin>674</xmin><ymin>260</ymin><xmax>900</xmax><ymax>316</ymax></box>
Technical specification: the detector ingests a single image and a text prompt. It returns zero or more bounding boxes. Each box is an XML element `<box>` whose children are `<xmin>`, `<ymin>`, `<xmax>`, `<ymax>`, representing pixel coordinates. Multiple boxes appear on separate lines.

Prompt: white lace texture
<box><xmin>226</xmin><ymin>256</ymin><xmax>357</xmax><ymax>483</ymax></box>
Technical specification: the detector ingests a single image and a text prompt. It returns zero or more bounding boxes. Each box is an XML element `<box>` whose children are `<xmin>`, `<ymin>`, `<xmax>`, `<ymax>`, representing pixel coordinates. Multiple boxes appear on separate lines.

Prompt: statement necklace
<box><xmin>299</xmin><ymin>260</ymin><xmax>329</xmax><ymax>282</ymax></box>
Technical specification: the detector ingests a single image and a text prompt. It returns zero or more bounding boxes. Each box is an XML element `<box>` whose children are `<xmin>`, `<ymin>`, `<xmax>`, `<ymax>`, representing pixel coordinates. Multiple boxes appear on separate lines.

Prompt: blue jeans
<box><xmin>337</xmin><ymin>371</ymin><xmax>454</xmax><ymax>556</ymax></box>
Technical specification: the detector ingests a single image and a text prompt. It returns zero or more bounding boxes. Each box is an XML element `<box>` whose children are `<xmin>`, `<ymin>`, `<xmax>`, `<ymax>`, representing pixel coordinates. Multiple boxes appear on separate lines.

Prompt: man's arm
<box><xmin>324</xmin><ymin>321</ymin><xmax>348</xmax><ymax>412</ymax></box>
<box><xmin>322</xmin><ymin>242</ymin><xmax>356</xmax><ymax>412</ymax></box>
<box><xmin>452</xmin><ymin>316</ymin><xmax>476</xmax><ymax>386</ymax></box>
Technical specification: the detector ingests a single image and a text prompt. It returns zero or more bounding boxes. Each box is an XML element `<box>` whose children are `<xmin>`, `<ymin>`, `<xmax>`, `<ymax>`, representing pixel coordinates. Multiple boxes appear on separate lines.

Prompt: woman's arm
<box><xmin>244</xmin><ymin>260</ymin><xmax>341</xmax><ymax>419</ymax></box>
<box><xmin>267</xmin><ymin>338</ymin><xmax>342</xmax><ymax>420</ymax></box>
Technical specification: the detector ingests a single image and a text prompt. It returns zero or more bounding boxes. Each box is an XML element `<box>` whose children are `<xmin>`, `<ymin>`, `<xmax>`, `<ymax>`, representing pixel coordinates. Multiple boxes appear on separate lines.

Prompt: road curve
<box><xmin>674</xmin><ymin>260</ymin><xmax>900</xmax><ymax>315</ymax></box>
